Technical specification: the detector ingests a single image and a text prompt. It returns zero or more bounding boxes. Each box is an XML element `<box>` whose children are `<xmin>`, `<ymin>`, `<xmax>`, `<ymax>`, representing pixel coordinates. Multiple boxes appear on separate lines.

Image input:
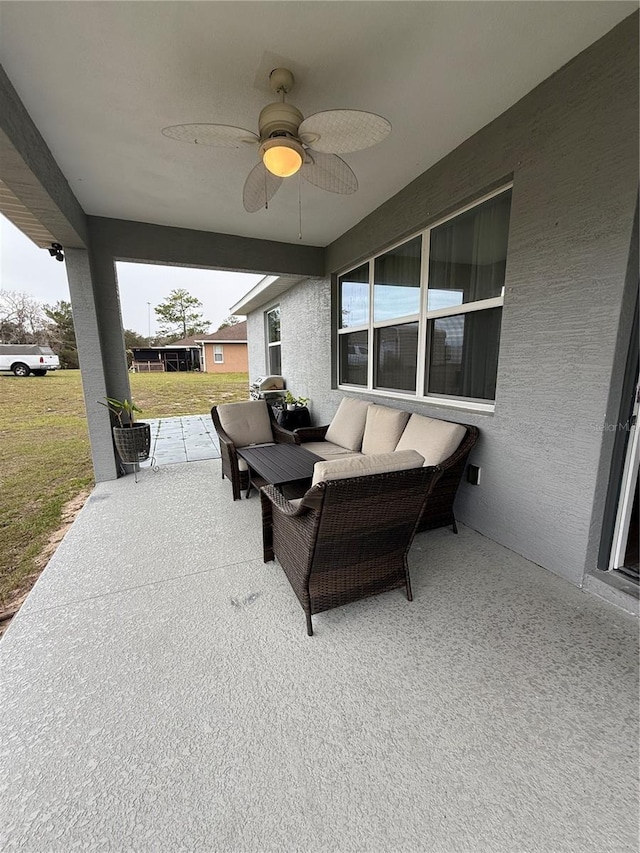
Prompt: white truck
<box><xmin>0</xmin><ymin>344</ymin><xmax>61</xmax><ymax>376</ymax></box>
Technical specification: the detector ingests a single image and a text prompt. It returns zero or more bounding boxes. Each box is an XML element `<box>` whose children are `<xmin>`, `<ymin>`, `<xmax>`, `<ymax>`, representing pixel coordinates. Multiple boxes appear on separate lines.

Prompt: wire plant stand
<box><xmin>113</xmin><ymin>423</ymin><xmax>158</xmax><ymax>482</ymax></box>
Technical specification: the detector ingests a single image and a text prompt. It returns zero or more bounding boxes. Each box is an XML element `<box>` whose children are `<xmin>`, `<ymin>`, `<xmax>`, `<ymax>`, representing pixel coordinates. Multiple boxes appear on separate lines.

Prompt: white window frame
<box><xmin>265</xmin><ymin>305</ymin><xmax>281</xmax><ymax>375</ymax></box>
<box><xmin>337</xmin><ymin>183</ymin><xmax>513</xmax><ymax>413</ymax></box>
<box><xmin>213</xmin><ymin>344</ymin><xmax>224</xmax><ymax>364</ymax></box>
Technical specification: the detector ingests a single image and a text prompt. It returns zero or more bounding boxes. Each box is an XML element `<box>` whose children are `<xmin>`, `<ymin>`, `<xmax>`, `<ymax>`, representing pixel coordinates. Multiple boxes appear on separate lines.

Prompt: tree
<box><xmin>43</xmin><ymin>300</ymin><xmax>78</xmax><ymax>369</ymax></box>
<box><xmin>123</xmin><ymin>328</ymin><xmax>148</xmax><ymax>368</ymax></box>
<box><xmin>124</xmin><ymin>329</ymin><xmax>148</xmax><ymax>350</ymax></box>
<box><xmin>0</xmin><ymin>289</ymin><xmax>46</xmax><ymax>343</ymax></box>
<box><xmin>217</xmin><ymin>315</ymin><xmax>241</xmax><ymax>330</ymax></box>
<box><xmin>154</xmin><ymin>289</ymin><xmax>210</xmax><ymax>341</ymax></box>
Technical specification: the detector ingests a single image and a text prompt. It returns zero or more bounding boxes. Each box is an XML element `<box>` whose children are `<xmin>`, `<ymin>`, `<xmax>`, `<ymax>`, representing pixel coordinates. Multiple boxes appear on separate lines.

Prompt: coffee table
<box><xmin>237</xmin><ymin>443</ymin><xmax>322</xmax><ymax>498</ymax></box>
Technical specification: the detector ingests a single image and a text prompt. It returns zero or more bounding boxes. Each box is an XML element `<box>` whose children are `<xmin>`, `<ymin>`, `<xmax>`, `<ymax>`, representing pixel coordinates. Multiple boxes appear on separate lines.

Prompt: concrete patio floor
<box><xmin>1</xmin><ymin>458</ymin><xmax>638</xmax><ymax>852</ymax></box>
<box><xmin>142</xmin><ymin>414</ymin><xmax>221</xmax><ymax>466</ymax></box>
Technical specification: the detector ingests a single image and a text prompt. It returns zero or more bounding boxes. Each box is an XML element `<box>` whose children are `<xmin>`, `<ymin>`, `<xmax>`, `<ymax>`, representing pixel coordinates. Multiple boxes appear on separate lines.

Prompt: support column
<box><xmin>64</xmin><ymin>247</ymin><xmax>130</xmax><ymax>482</ymax></box>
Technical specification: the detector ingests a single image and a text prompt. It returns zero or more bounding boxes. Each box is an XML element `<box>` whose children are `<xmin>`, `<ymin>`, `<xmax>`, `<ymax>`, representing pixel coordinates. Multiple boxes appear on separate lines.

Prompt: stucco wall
<box><xmin>248</xmin><ymin>14</ymin><xmax>639</xmax><ymax>587</ymax></box>
<box><xmin>202</xmin><ymin>342</ymin><xmax>248</xmax><ymax>374</ymax></box>
<box><xmin>247</xmin><ymin>279</ymin><xmax>338</xmax><ymax>425</ymax></box>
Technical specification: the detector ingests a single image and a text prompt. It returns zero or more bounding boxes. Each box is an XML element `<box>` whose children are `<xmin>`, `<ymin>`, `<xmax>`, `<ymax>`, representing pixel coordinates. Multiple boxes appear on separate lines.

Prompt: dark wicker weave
<box><xmin>416</xmin><ymin>424</ymin><xmax>479</xmax><ymax>532</ymax></box>
<box><xmin>211</xmin><ymin>403</ymin><xmax>297</xmax><ymax>501</ymax></box>
<box><xmin>293</xmin><ymin>421</ymin><xmax>479</xmax><ymax>534</ymax></box>
<box><xmin>291</xmin><ymin>424</ymin><xmax>329</xmax><ymax>443</ymax></box>
<box><xmin>261</xmin><ymin>465</ymin><xmax>442</xmax><ymax>636</ymax></box>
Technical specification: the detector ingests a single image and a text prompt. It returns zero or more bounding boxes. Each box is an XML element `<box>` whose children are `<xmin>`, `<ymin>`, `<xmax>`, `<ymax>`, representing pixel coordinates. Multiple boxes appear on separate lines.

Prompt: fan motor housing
<box><xmin>259</xmin><ymin>102</ymin><xmax>304</xmax><ymax>140</ymax></box>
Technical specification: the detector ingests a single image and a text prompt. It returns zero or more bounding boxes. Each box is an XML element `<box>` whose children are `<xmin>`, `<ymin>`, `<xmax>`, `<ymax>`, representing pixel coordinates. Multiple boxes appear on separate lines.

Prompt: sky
<box><xmin>0</xmin><ymin>214</ymin><xmax>263</xmax><ymax>336</ymax></box>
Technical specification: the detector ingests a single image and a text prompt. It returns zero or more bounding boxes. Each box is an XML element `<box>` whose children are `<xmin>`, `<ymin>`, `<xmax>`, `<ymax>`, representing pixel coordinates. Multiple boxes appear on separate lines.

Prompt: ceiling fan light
<box><xmin>261</xmin><ymin>138</ymin><xmax>304</xmax><ymax>178</ymax></box>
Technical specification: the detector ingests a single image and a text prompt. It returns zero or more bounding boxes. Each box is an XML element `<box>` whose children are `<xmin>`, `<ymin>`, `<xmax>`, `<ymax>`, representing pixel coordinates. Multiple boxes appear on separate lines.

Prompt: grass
<box><xmin>0</xmin><ymin>369</ymin><xmax>249</xmax><ymax>607</ymax></box>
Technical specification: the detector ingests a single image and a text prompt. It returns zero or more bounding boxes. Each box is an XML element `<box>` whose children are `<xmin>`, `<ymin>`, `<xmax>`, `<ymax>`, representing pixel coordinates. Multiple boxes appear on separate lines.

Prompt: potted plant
<box><xmin>98</xmin><ymin>396</ymin><xmax>151</xmax><ymax>464</ymax></box>
<box><xmin>284</xmin><ymin>391</ymin><xmax>309</xmax><ymax>411</ymax></box>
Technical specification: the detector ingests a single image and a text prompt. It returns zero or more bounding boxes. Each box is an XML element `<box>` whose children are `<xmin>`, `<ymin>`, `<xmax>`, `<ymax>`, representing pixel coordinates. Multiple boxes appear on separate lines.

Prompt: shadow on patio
<box><xmin>1</xmin><ymin>457</ymin><xmax>637</xmax><ymax>852</ymax></box>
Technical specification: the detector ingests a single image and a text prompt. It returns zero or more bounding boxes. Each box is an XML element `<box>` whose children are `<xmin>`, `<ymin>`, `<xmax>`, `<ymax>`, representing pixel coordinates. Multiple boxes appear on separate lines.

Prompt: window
<box><xmin>266</xmin><ymin>306</ymin><xmax>281</xmax><ymax>375</ymax></box>
<box><xmin>213</xmin><ymin>345</ymin><xmax>224</xmax><ymax>363</ymax></box>
<box><xmin>337</xmin><ymin>186</ymin><xmax>512</xmax><ymax>407</ymax></box>
<box><xmin>339</xmin><ymin>264</ymin><xmax>369</xmax><ymax>386</ymax></box>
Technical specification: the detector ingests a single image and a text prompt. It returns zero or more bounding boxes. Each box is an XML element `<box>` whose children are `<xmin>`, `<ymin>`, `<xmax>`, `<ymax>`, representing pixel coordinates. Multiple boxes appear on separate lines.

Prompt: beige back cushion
<box><xmin>325</xmin><ymin>397</ymin><xmax>371</xmax><ymax>451</ymax></box>
<box><xmin>362</xmin><ymin>405</ymin><xmax>410</xmax><ymax>454</ymax></box>
<box><xmin>312</xmin><ymin>449</ymin><xmax>424</xmax><ymax>486</ymax></box>
<box><xmin>217</xmin><ymin>401</ymin><xmax>273</xmax><ymax>447</ymax></box>
<box><xmin>395</xmin><ymin>414</ymin><xmax>466</xmax><ymax>465</ymax></box>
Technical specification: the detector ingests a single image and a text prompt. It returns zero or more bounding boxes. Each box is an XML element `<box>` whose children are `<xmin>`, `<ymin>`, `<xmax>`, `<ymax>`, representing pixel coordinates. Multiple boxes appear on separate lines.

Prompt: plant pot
<box><xmin>286</xmin><ymin>404</ymin><xmax>296</xmax><ymax>411</ymax></box>
<box><xmin>113</xmin><ymin>423</ymin><xmax>151</xmax><ymax>464</ymax></box>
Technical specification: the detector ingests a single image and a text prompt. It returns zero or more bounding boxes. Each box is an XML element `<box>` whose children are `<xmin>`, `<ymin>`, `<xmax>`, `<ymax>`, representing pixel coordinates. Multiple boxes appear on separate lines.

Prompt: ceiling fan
<box><xmin>161</xmin><ymin>68</ymin><xmax>391</xmax><ymax>213</ymax></box>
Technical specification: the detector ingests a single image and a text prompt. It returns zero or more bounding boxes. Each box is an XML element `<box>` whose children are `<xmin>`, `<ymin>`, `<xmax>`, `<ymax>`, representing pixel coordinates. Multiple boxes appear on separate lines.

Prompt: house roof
<box><xmin>171</xmin><ymin>321</ymin><xmax>247</xmax><ymax>347</ymax></box>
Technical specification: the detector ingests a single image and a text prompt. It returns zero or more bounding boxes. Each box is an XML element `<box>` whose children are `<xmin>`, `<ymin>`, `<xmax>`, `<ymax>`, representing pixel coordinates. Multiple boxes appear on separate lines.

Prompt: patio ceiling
<box><xmin>0</xmin><ymin>1</ymin><xmax>635</xmax><ymax>248</ymax></box>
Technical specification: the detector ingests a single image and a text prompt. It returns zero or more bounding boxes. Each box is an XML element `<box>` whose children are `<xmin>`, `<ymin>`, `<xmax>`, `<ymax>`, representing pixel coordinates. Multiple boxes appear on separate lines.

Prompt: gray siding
<box><xmin>89</xmin><ymin>216</ymin><xmax>324</xmax><ymax>278</ymax></box>
<box><xmin>64</xmin><ymin>248</ymin><xmax>120</xmax><ymax>481</ymax></box>
<box><xmin>251</xmin><ymin>14</ymin><xmax>639</xmax><ymax>587</ymax></box>
<box><xmin>247</xmin><ymin>278</ymin><xmax>338</xmax><ymax>426</ymax></box>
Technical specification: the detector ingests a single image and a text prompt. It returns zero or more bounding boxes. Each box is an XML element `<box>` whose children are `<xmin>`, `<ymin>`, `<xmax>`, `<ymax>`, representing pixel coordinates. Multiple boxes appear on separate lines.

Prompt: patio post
<box><xmin>65</xmin><ymin>247</ymin><xmax>129</xmax><ymax>481</ymax></box>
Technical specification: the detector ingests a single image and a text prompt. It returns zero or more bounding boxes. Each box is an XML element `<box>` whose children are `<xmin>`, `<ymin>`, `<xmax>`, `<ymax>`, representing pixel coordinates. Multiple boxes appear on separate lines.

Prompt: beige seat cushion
<box><xmin>302</xmin><ymin>441</ymin><xmax>362</xmax><ymax>461</ymax></box>
<box><xmin>312</xmin><ymin>449</ymin><xmax>424</xmax><ymax>486</ymax></box>
<box><xmin>395</xmin><ymin>414</ymin><xmax>466</xmax><ymax>465</ymax></box>
<box><xmin>325</xmin><ymin>397</ymin><xmax>371</xmax><ymax>451</ymax></box>
<box><xmin>217</xmin><ymin>401</ymin><xmax>274</xmax><ymax>447</ymax></box>
<box><xmin>362</xmin><ymin>404</ymin><xmax>410</xmax><ymax>454</ymax></box>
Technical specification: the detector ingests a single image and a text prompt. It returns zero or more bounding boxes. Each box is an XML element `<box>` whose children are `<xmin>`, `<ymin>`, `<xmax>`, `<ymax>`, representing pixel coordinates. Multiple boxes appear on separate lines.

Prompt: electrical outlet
<box><xmin>467</xmin><ymin>464</ymin><xmax>481</xmax><ymax>485</ymax></box>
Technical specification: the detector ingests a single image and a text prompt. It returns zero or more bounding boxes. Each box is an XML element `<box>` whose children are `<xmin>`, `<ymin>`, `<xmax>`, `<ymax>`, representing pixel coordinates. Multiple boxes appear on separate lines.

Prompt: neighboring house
<box><xmin>130</xmin><ymin>345</ymin><xmax>201</xmax><ymax>372</ymax></box>
<box><xmin>170</xmin><ymin>321</ymin><xmax>248</xmax><ymax>374</ymax></box>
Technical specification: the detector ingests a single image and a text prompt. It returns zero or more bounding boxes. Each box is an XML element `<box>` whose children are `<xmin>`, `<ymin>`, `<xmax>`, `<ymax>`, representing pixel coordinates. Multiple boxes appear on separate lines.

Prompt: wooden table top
<box><xmin>237</xmin><ymin>443</ymin><xmax>322</xmax><ymax>486</ymax></box>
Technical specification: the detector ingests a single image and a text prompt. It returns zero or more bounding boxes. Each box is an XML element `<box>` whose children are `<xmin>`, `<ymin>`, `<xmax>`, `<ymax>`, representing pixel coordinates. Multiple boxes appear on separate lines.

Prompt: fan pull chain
<box><xmin>264</xmin><ymin>169</ymin><xmax>269</xmax><ymax>210</ymax></box>
<box><xmin>298</xmin><ymin>172</ymin><xmax>303</xmax><ymax>240</ymax></box>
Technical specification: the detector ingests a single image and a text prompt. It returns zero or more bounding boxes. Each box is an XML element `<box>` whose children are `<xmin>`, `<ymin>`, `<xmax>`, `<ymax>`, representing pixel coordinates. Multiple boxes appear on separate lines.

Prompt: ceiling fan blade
<box><xmin>298</xmin><ymin>110</ymin><xmax>391</xmax><ymax>154</ymax></box>
<box><xmin>161</xmin><ymin>124</ymin><xmax>259</xmax><ymax>147</ymax></box>
<box><xmin>301</xmin><ymin>151</ymin><xmax>358</xmax><ymax>195</ymax></box>
<box><xmin>243</xmin><ymin>162</ymin><xmax>283</xmax><ymax>213</ymax></box>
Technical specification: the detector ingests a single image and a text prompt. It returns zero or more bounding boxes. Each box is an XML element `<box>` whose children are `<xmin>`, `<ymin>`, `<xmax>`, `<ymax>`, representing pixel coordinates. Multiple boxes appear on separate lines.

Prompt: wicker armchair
<box><xmin>211</xmin><ymin>401</ymin><xmax>296</xmax><ymax>500</ymax></box>
<box><xmin>261</xmin><ymin>464</ymin><xmax>442</xmax><ymax>636</ymax></box>
<box><xmin>294</xmin><ymin>421</ymin><xmax>479</xmax><ymax>534</ymax></box>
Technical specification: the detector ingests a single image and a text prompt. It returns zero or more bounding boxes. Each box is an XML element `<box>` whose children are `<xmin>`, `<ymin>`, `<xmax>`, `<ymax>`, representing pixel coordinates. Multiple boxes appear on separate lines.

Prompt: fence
<box><xmin>131</xmin><ymin>361</ymin><xmax>165</xmax><ymax>373</ymax></box>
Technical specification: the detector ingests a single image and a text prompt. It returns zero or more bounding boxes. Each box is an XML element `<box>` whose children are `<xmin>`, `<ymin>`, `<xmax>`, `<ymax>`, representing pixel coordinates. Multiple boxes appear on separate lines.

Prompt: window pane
<box><xmin>374</xmin><ymin>236</ymin><xmax>421</xmax><ymax>322</ymax></box>
<box><xmin>267</xmin><ymin>307</ymin><xmax>281</xmax><ymax>343</ymax></box>
<box><xmin>428</xmin><ymin>190</ymin><xmax>511</xmax><ymax>311</ymax></box>
<box><xmin>339</xmin><ymin>331</ymin><xmax>368</xmax><ymax>386</ymax></box>
<box><xmin>269</xmin><ymin>344</ymin><xmax>281</xmax><ymax>376</ymax></box>
<box><xmin>339</xmin><ymin>263</ymin><xmax>369</xmax><ymax>328</ymax></box>
<box><xmin>374</xmin><ymin>322</ymin><xmax>418</xmax><ymax>392</ymax></box>
<box><xmin>427</xmin><ymin>308</ymin><xmax>502</xmax><ymax>400</ymax></box>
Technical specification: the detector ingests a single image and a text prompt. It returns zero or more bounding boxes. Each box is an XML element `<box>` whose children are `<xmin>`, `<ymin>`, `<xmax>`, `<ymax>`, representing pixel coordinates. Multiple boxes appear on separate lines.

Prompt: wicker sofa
<box><xmin>261</xmin><ymin>450</ymin><xmax>443</xmax><ymax>635</ymax></box>
<box><xmin>292</xmin><ymin>397</ymin><xmax>479</xmax><ymax>533</ymax></box>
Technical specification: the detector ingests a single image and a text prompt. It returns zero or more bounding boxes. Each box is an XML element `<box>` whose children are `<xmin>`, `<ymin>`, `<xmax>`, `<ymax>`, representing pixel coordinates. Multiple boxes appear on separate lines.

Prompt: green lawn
<box><xmin>0</xmin><ymin>369</ymin><xmax>249</xmax><ymax>606</ymax></box>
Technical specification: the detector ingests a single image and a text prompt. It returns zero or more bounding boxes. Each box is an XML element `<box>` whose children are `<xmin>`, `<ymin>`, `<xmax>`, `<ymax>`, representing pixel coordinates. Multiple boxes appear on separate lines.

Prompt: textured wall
<box><xmin>279</xmin><ymin>278</ymin><xmax>336</xmax><ymax>425</ymax></box>
<box><xmin>247</xmin><ymin>279</ymin><xmax>339</xmax><ymax>426</ymax></box>
<box><xmin>203</xmin><ymin>342</ymin><xmax>248</xmax><ymax>374</ymax></box>
<box><xmin>89</xmin><ymin>216</ymin><xmax>324</xmax><ymax>278</ymax></box>
<box><xmin>255</xmin><ymin>15</ymin><xmax>639</xmax><ymax>586</ymax></box>
<box><xmin>64</xmin><ymin>249</ymin><xmax>119</xmax><ymax>481</ymax></box>
<box><xmin>246</xmin><ymin>311</ymin><xmax>266</xmax><ymax>383</ymax></box>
